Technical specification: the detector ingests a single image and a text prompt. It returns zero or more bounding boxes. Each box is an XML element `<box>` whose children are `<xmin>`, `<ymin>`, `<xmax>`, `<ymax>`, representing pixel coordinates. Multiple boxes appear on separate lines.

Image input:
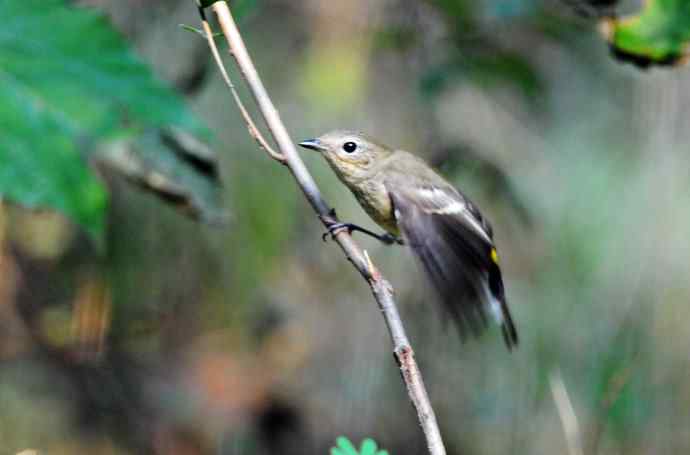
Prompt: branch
<box><xmin>197</xmin><ymin>2</ymin><xmax>446</xmax><ymax>453</ymax></box>
<box><xmin>198</xmin><ymin>10</ymin><xmax>285</xmax><ymax>164</ymax></box>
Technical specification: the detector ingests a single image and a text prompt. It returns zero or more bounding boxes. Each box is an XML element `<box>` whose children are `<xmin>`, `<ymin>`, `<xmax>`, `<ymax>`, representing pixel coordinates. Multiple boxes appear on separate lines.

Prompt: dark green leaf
<box><xmin>0</xmin><ymin>0</ymin><xmax>208</xmax><ymax>242</ymax></box>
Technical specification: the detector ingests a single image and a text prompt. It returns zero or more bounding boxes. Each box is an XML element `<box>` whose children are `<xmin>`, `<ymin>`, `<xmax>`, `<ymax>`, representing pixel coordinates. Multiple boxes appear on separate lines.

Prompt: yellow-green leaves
<box><xmin>603</xmin><ymin>0</ymin><xmax>690</xmax><ymax>67</ymax></box>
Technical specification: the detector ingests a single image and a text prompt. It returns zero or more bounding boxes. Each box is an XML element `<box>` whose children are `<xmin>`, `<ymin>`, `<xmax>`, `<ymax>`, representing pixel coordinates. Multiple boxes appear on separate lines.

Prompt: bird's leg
<box><xmin>326</xmin><ymin>222</ymin><xmax>404</xmax><ymax>245</ymax></box>
<box><xmin>319</xmin><ymin>210</ymin><xmax>403</xmax><ymax>245</ymax></box>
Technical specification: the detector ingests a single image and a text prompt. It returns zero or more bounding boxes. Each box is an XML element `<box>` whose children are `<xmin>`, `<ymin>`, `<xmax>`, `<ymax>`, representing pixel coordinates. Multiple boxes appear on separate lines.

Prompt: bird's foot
<box><xmin>319</xmin><ymin>209</ymin><xmax>402</xmax><ymax>245</ymax></box>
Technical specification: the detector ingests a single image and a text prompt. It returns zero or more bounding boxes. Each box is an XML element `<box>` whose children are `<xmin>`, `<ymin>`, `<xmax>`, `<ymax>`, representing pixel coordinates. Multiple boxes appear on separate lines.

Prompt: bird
<box><xmin>299</xmin><ymin>130</ymin><xmax>518</xmax><ymax>349</ymax></box>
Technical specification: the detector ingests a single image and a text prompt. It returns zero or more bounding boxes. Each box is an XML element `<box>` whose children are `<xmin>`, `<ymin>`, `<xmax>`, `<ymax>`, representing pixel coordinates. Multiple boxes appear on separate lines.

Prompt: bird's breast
<box><xmin>348</xmin><ymin>178</ymin><xmax>399</xmax><ymax>235</ymax></box>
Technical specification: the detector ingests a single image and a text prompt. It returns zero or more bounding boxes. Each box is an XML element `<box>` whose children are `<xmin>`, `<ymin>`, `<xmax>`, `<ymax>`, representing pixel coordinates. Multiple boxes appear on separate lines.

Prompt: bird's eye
<box><xmin>342</xmin><ymin>142</ymin><xmax>358</xmax><ymax>153</ymax></box>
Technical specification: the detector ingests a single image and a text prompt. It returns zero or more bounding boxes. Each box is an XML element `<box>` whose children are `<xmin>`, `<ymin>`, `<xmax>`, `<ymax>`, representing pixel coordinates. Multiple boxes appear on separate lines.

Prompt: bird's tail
<box><xmin>488</xmin><ymin>258</ymin><xmax>518</xmax><ymax>349</ymax></box>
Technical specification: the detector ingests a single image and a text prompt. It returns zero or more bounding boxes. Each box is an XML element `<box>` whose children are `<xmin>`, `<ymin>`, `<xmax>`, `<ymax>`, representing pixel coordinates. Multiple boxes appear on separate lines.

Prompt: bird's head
<box><xmin>299</xmin><ymin>130</ymin><xmax>392</xmax><ymax>180</ymax></box>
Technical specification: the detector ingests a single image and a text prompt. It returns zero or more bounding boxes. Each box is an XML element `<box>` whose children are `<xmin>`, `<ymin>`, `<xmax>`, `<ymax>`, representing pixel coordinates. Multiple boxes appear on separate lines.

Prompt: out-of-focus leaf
<box><xmin>603</xmin><ymin>0</ymin><xmax>690</xmax><ymax>67</ymax></box>
<box><xmin>95</xmin><ymin>128</ymin><xmax>226</xmax><ymax>225</ymax></box>
<box><xmin>421</xmin><ymin>51</ymin><xmax>542</xmax><ymax>100</ymax></box>
<box><xmin>300</xmin><ymin>43</ymin><xmax>367</xmax><ymax>113</ymax></box>
<box><xmin>428</xmin><ymin>0</ymin><xmax>475</xmax><ymax>30</ymax></box>
<box><xmin>0</xmin><ymin>0</ymin><xmax>207</xmax><ymax>242</ymax></box>
<box><xmin>232</xmin><ymin>0</ymin><xmax>259</xmax><ymax>20</ymax></box>
<box><xmin>371</xmin><ymin>26</ymin><xmax>418</xmax><ymax>52</ymax></box>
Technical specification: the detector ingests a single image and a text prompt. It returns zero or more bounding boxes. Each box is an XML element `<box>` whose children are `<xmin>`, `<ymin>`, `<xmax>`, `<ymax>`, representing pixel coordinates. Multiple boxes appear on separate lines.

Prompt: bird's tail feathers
<box><xmin>487</xmin><ymin>261</ymin><xmax>518</xmax><ymax>349</ymax></box>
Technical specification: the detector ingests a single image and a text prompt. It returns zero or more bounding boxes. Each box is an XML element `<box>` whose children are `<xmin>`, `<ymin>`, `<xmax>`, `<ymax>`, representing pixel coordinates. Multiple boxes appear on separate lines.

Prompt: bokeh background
<box><xmin>2</xmin><ymin>0</ymin><xmax>690</xmax><ymax>454</ymax></box>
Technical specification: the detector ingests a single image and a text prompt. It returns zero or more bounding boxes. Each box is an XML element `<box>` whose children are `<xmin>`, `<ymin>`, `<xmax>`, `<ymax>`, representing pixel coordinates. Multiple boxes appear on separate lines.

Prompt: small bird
<box><xmin>299</xmin><ymin>131</ymin><xmax>518</xmax><ymax>349</ymax></box>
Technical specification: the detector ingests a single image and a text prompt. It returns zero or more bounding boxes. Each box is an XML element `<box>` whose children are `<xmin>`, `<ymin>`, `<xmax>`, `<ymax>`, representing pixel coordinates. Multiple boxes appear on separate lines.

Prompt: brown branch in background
<box><xmin>196</xmin><ymin>1</ymin><xmax>447</xmax><ymax>453</ymax></box>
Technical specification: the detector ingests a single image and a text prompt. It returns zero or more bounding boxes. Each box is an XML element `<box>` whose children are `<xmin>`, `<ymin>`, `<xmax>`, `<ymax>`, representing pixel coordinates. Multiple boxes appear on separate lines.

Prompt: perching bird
<box><xmin>299</xmin><ymin>131</ymin><xmax>518</xmax><ymax>349</ymax></box>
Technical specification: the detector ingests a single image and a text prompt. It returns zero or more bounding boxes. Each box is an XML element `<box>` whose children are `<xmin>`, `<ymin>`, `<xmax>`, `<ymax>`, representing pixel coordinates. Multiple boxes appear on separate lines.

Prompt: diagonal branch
<box><xmin>196</xmin><ymin>2</ymin><xmax>446</xmax><ymax>453</ymax></box>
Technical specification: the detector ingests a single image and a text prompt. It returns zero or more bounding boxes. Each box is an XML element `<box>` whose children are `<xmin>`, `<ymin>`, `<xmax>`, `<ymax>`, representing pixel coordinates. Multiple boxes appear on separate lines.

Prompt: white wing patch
<box><xmin>484</xmin><ymin>281</ymin><xmax>505</xmax><ymax>324</ymax></box>
<box><xmin>417</xmin><ymin>187</ymin><xmax>492</xmax><ymax>243</ymax></box>
<box><xmin>433</xmin><ymin>201</ymin><xmax>465</xmax><ymax>215</ymax></box>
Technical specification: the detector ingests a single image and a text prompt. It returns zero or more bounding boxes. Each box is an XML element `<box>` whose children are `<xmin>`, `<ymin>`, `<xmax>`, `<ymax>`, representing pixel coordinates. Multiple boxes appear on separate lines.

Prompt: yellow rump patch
<box><xmin>491</xmin><ymin>248</ymin><xmax>499</xmax><ymax>264</ymax></box>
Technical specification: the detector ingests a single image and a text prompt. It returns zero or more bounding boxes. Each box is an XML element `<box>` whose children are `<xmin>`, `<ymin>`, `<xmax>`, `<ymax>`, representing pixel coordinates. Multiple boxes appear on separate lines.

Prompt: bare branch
<box><xmin>199</xmin><ymin>2</ymin><xmax>447</xmax><ymax>453</ymax></box>
<box><xmin>199</xmin><ymin>15</ymin><xmax>285</xmax><ymax>164</ymax></box>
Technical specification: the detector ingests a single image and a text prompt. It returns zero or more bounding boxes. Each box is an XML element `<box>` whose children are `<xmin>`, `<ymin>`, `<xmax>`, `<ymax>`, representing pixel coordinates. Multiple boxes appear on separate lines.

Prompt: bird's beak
<box><xmin>298</xmin><ymin>138</ymin><xmax>326</xmax><ymax>152</ymax></box>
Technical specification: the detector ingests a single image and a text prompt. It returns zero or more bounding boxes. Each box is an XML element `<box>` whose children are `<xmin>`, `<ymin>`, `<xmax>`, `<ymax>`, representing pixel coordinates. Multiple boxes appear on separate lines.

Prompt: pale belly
<box><xmin>349</xmin><ymin>180</ymin><xmax>399</xmax><ymax>236</ymax></box>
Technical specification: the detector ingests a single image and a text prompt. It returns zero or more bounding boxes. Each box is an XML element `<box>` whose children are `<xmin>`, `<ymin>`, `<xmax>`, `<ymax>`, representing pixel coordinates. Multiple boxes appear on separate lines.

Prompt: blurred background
<box><xmin>2</xmin><ymin>0</ymin><xmax>690</xmax><ymax>454</ymax></box>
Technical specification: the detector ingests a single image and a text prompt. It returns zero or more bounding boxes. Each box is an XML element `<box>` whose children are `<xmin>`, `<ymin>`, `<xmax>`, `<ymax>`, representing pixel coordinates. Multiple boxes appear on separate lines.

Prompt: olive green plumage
<box><xmin>300</xmin><ymin>131</ymin><xmax>518</xmax><ymax>349</ymax></box>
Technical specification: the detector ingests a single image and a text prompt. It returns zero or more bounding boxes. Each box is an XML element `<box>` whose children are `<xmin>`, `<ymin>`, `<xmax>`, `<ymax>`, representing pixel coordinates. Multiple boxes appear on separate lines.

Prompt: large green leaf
<box><xmin>0</xmin><ymin>0</ymin><xmax>207</xmax><ymax>241</ymax></box>
<box><xmin>605</xmin><ymin>0</ymin><xmax>690</xmax><ymax>67</ymax></box>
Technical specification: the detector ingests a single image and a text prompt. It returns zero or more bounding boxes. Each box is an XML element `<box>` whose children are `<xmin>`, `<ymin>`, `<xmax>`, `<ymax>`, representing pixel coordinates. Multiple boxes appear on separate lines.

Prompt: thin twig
<box><xmin>197</xmin><ymin>2</ymin><xmax>446</xmax><ymax>453</ymax></box>
<box><xmin>550</xmin><ymin>369</ymin><xmax>584</xmax><ymax>455</ymax></box>
<box><xmin>198</xmin><ymin>11</ymin><xmax>285</xmax><ymax>164</ymax></box>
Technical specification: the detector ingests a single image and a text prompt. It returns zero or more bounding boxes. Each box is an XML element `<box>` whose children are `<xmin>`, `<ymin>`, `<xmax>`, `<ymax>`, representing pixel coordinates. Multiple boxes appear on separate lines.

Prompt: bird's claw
<box><xmin>319</xmin><ymin>210</ymin><xmax>402</xmax><ymax>245</ymax></box>
<box><xmin>322</xmin><ymin>222</ymin><xmax>354</xmax><ymax>242</ymax></box>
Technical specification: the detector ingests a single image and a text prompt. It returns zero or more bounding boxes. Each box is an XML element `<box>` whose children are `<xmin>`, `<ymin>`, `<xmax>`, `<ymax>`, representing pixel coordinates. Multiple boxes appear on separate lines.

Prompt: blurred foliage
<box><xmin>3</xmin><ymin>0</ymin><xmax>690</xmax><ymax>454</ymax></box>
<box><xmin>96</xmin><ymin>127</ymin><xmax>226</xmax><ymax>225</ymax></box>
<box><xmin>604</xmin><ymin>0</ymin><xmax>690</xmax><ymax>67</ymax></box>
<box><xmin>331</xmin><ymin>437</ymin><xmax>389</xmax><ymax>455</ymax></box>
<box><xmin>0</xmin><ymin>0</ymin><xmax>210</xmax><ymax>242</ymax></box>
<box><xmin>421</xmin><ymin>51</ymin><xmax>543</xmax><ymax>101</ymax></box>
<box><xmin>418</xmin><ymin>0</ymin><xmax>545</xmax><ymax>103</ymax></box>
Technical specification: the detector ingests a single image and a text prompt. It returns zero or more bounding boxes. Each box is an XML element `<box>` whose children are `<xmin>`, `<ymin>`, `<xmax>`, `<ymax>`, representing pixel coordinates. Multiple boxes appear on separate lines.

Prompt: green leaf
<box><xmin>335</xmin><ymin>437</ymin><xmax>359</xmax><ymax>455</ymax></box>
<box><xmin>359</xmin><ymin>438</ymin><xmax>378</xmax><ymax>455</ymax></box>
<box><xmin>330</xmin><ymin>437</ymin><xmax>389</xmax><ymax>455</ymax></box>
<box><xmin>0</xmin><ymin>0</ymin><xmax>207</xmax><ymax>242</ymax></box>
<box><xmin>605</xmin><ymin>0</ymin><xmax>690</xmax><ymax>67</ymax></box>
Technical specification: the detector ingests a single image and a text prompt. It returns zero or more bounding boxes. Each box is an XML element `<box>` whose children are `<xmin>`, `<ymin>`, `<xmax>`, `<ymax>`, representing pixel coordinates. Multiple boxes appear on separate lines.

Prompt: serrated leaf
<box><xmin>0</xmin><ymin>0</ymin><xmax>208</xmax><ymax>243</ymax></box>
<box><xmin>604</xmin><ymin>0</ymin><xmax>690</xmax><ymax>67</ymax></box>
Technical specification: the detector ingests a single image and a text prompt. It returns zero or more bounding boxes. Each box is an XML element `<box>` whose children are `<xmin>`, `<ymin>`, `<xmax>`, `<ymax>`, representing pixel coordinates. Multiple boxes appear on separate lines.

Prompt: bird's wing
<box><xmin>384</xmin><ymin>173</ymin><xmax>517</xmax><ymax>347</ymax></box>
